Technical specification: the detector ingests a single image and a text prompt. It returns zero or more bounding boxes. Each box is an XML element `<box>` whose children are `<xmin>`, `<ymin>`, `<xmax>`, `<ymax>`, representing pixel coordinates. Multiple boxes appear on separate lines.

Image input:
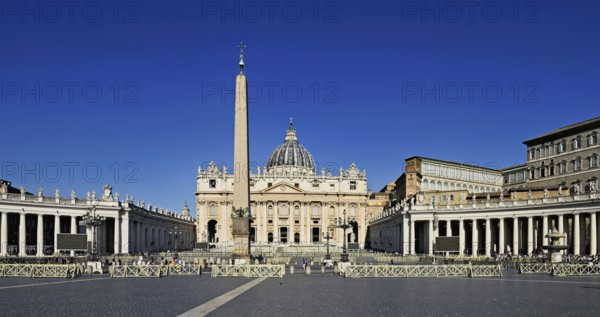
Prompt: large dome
<box><xmin>267</xmin><ymin>120</ymin><xmax>315</xmax><ymax>171</ymax></box>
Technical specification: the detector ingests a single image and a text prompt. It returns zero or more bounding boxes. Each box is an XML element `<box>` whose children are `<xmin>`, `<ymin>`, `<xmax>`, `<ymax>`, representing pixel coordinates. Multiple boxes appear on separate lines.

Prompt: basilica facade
<box><xmin>195</xmin><ymin>121</ymin><xmax>369</xmax><ymax>248</ymax></box>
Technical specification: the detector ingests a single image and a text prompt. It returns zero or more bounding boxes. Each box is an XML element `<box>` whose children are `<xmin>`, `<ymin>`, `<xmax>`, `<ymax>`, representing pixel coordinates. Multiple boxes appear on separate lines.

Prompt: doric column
<box><xmin>262</xmin><ymin>203</ymin><xmax>268</xmax><ymax>243</ymax></box>
<box><xmin>37</xmin><ymin>214</ymin><xmax>44</xmax><ymax>257</ymax></box>
<box><xmin>220</xmin><ymin>202</ymin><xmax>228</xmax><ymax>243</ymax></box>
<box><xmin>409</xmin><ymin>218</ymin><xmax>415</xmax><ymax>254</ymax></box>
<box><xmin>574</xmin><ymin>213</ymin><xmax>580</xmax><ymax>255</ymax></box>
<box><xmin>459</xmin><ymin>219</ymin><xmax>465</xmax><ymax>255</ymax></box>
<box><xmin>527</xmin><ymin>216</ymin><xmax>533</xmax><ymax>255</ymax></box>
<box><xmin>70</xmin><ymin>216</ymin><xmax>77</xmax><ymax>256</ymax></box>
<box><xmin>198</xmin><ymin>201</ymin><xmax>205</xmax><ymax>242</ymax></box>
<box><xmin>542</xmin><ymin>215</ymin><xmax>548</xmax><ymax>249</ymax></box>
<box><xmin>513</xmin><ymin>218</ymin><xmax>519</xmax><ymax>255</ymax></box>
<box><xmin>558</xmin><ymin>214</ymin><xmax>565</xmax><ymax>254</ymax></box>
<box><xmin>54</xmin><ymin>215</ymin><xmax>60</xmax><ymax>254</ymax></box>
<box><xmin>19</xmin><ymin>213</ymin><xmax>26</xmax><ymax>256</ymax></box>
<box><xmin>485</xmin><ymin>218</ymin><xmax>491</xmax><ymax>257</ymax></box>
<box><xmin>273</xmin><ymin>204</ymin><xmax>279</xmax><ymax>242</ymax></box>
<box><xmin>122</xmin><ymin>213</ymin><xmax>129</xmax><ymax>254</ymax></box>
<box><xmin>299</xmin><ymin>203</ymin><xmax>305</xmax><ymax>243</ymax></box>
<box><xmin>583</xmin><ymin>211</ymin><xmax>596</xmax><ymax>255</ymax></box>
<box><xmin>1</xmin><ymin>212</ymin><xmax>7</xmax><ymax>256</ymax></box>
<box><xmin>591</xmin><ymin>212</ymin><xmax>597</xmax><ymax>256</ymax></box>
<box><xmin>428</xmin><ymin>220</ymin><xmax>434</xmax><ymax>255</ymax></box>
<box><xmin>447</xmin><ymin>220</ymin><xmax>452</xmax><ymax>236</ymax></box>
<box><xmin>320</xmin><ymin>204</ymin><xmax>326</xmax><ymax>244</ymax></box>
<box><xmin>498</xmin><ymin>218</ymin><xmax>505</xmax><ymax>255</ymax></box>
<box><xmin>402</xmin><ymin>216</ymin><xmax>409</xmax><ymax>255</ymax></box>
<box><xmin>472</xmin><ymin>219</ymin><xmax>478</xmax><ymax>256</ymax></box>
<box><xmin>114</xmin><ymin>216</ymin><xmax>121</xmax><ymax>255</ymax></box>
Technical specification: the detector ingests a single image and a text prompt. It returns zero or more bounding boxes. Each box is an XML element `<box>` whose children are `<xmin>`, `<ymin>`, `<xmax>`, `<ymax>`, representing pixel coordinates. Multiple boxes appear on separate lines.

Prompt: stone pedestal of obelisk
<box><xmin>232</xmin><ymin>43</ymin><xmax>251</xmax><ymax>260</ymax></box>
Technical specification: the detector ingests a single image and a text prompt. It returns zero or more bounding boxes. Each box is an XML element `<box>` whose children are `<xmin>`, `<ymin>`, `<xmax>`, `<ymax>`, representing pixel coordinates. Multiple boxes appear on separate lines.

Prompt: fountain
<box><xmin>542</xmin><ymin>228</ymin><xmax>568</xmax><ymax>263</ymax></box>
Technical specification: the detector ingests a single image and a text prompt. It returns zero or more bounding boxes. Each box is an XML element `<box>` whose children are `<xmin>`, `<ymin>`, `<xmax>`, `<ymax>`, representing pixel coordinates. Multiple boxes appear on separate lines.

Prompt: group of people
<box><xmin>301</xmin><ymin>257</ymin><xmax>314</xmax><ymax>270</ymax></box>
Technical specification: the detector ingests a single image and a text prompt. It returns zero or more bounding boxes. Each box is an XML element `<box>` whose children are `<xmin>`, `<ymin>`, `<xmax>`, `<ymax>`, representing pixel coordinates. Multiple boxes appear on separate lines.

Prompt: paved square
<box><xmin>2</xmin><ymin>269</ymin><xmax>600</xmax><ymax>316</ymax></box>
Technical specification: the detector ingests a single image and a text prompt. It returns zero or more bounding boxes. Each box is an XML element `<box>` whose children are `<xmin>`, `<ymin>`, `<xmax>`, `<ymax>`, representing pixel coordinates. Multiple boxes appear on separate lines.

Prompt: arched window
<box><xmin>209</xmin><ymin>204</ymin><xmax>216</xmax><ymax>216</ymax></box>
<box><xmin>329</xmin><ymin>206</ymin><xmax>335</xmax><ymax>217</ymax></box>
<box><xmin>422</xmin><ymin>180</ymin><xmax>429</xmax><ymax>191</ymax></box>
<box><xmin>443</xmin><ymin>182</ymin><xmax>449</xmax><ymax>191</ymax></box>
<box><xmin>294</xmin><ymin>205</ymin><xmax>300</xmax><ymax>216</ymax></box>
<box><xmin>268</xmin><ymin>205</ymin><xmax>273</xmax><ymax>216</ymax></box>
<box><xmin>350</xmin><ymin>206</ymin><xmax>356</xmax><ymax>217</ymax></box>
<box><xmin>312</xmin><ymin>206</ymin><xmax>319</xmax><ymax>217</ymax></box>
<box><xmin>280</xmin><ymin>204</ymin><xmax>288</xmax><ymax>216</ymax></box>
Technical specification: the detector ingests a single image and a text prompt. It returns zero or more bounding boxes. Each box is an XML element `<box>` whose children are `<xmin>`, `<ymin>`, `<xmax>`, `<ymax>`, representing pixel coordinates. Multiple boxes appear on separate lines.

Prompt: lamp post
<box><xmin>169</xmin><ymin>226</ymin><xmax>182</xmax><ymax>258</ymax></box>
<box><xmin>323</xmin><ymin>229</ymin><xmax>333</xmax><ymax>260</ymax></box>
<box><xmin>82</xmin><ymin>206</ymin><xmax>105</xmax><ymax>261</ymax></box>
<box><xmin>336</xmin><ymin>209</ymin><xmax>352</xmax><ymax>262</ymax></box>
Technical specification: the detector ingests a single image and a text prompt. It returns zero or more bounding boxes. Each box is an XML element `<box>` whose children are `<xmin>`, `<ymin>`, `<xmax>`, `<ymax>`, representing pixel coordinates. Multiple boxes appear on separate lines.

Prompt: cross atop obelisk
<box><xmin>237</xmin><ymin>42</ymin><xmax>246</xmax><ymax>73</ymax></box>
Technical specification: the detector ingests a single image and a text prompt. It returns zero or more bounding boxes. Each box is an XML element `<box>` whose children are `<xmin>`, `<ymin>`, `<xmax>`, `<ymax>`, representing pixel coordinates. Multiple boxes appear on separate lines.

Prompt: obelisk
<box><xmin>231</xmin><ymin>42</ymin><xmax>251</xmax><ymax>260</ymax></box>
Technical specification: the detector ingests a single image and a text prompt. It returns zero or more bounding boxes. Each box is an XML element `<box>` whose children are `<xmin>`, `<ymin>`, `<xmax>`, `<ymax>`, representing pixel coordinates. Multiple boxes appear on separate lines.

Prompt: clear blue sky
<box><xmin>2</xmin><ymin>0</ymin><xmax>599</xmax><ymax>216</ymax></box>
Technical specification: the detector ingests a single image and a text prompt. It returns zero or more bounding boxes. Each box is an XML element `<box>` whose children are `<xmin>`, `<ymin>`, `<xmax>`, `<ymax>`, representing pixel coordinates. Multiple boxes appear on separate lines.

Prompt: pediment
<box><xmin>261</xmin><ymin>182</ymin><xmax>305</xmax><ymax>194</ymax></box>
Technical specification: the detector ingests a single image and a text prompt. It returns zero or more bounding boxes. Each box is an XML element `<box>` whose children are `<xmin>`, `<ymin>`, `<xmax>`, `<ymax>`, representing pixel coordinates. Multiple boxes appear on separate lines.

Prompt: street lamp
<box><xmin>336</xmin><ymin>209</ymin><xmax>352</xmax><ymax>262</ymax></box>
<box><xmin>82</xmin><ymin>206</ymin><xmax>105</xmax><ymax>261</ymax></box>
<box><xmin>169</xmin><ymin>226</ymin><xmax>183</xmax><ymax>257</ymax></box>
<box><xmin>323</xmin><ymin>229</ymin><xmax>333</xmax><ymax>260</ymax></box>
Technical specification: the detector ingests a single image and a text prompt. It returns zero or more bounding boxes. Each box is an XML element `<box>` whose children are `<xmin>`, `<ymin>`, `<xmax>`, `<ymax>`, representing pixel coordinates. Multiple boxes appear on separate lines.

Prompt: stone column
<box><xmin>221</xmin><ymin>202</ymin><xmax>228</xmax><ymax>243</ymax></box>
<box><xmin>37</xmin><ymin>214</ymin><xmax>44</xmax><ymax>257</ymax></box>
<box><xmin>122</xmin><ymin>214</ymin><xmax>129</xmax><ymax>254</ymax></box>
<box><xmin>485</xmin><ymin>219</ymin><xmax>491</xmax><ymax>257</ymax></box>
<box><xmin>447</xmin><ymin>220</ymin><xmax>452</xmax><ymax>236</ymax></box>
<box><xmin>54</xmin><ymin>215</ymin><xmax>60</xmax><ymax>254</ymax></box>
<box><xmin>527</xmin><ymin>217</ymin><xmax>533</xmax><ymax>255</ymax></box>
<box><xmin>542</xmin><ymin>215</ymin><xmax>548</xmax><ymax>249</ymax></box>
<box><xmin>299</xmin><ymin>203</ymin><xmax>305</xmax><ymax>243</ymax></box>
<box><xmin>459</xmin><ymin>219</ymin><xmax>465</xmax><ymax>255</ymax></box>
<box><xmin>498</xmin><ymin>218</ymin><xmax>505</xmax><ymax>255</ymax></box>
<box><xmin>19</xmin><ymin>213</ymin><xmax>26</xmax><ymax>256</ymax></box>
<box><xmin>262</xmin><ymin>203</ymin><xmax>268</xmax><ymax>243</ymax></box>
<box><xmin>409</xmin><ymin>218</ymin><xmax>415</xmax><ymax>254</ymax></box>
<box><xmin>558</xmin><ymin>214</ymin><xmax>565</xmax><ymax>254</ymax></box>
<box><xmin>402</xmin><ymin>216</ymin><xmax>409</xmax><ymax>255</ymax></box>
<box><xmin>273</xmin><ymin>204</ymin><xmax>279</xmax><ymax>243</ymax></box>
<box><xmin>198</xmin><ymin>202</ymin><xmax>205</xmax><ymax>242</ymax></box>
<box><xmin>513</xmin><ymin>218</ymin><xmax>519</xmax><ymax>255</ymax></box>
<box><xmin>114</xmin><ymin>216</ymin><xmax>121</xmax><ymax>255</ymax></box>
<box><xmin>70</xmin><ymin>216</ymin><xmax>77</xmax><ymax>256</ymax></box>
<box><xmin>591</xmin><ymin>212</ymin><xmax>597</xmax><ymax>256</ymax></box>
<box><xmin>472</xmin><ymin>219</ymin><xmax>478</xmax><ymax>256</ymax></box>
<box><xmin>574</xmin><ymin>213</ymin><xmax>580</xmax><ymax>255</ymax></box>
<box><xmin>320</xmin><ymin>205</ymin><xmax>327</xmax><ymax>244</ymax></box>
<box><xmin>428</xmin><ymin>220</ymin><xmax>434</xmax><ymax>255</ymax></box>
<box><xmin>1</xmin><ymin>212</ymin><xmax>7</xmax><ymax>256</ymax></box>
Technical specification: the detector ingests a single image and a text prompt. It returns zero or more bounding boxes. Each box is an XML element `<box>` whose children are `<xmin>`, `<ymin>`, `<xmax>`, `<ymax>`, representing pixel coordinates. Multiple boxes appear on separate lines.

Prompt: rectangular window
<box><xmin>560</xmin><ymin>162</ymin><xmax>567</xmax><ymax>174</ymax></box>
<box><xmin>209</xmin><ymin>179</ymin><xmax>216</xmax><ymax>188</ymax></box>
<box><xmin>312</xmin><ymin>183</ymin><xmax>319</xmax><ymax>188</ymax></box>
<box><xmin>574</xmin><ymin>138</ymin><xmax>581</xmax><ymax>150</ymax></box>
<box><xmin>540</xmin><ymin>147</ymin><xmax>545</xmax><ymax>157</ymax></box>
<box><xmin>549</xmin><ymin>144</ymin><xmax>554</xmax><ymax>155</ymax></box>
<box><xmin>575</xmin><ymin>159</ymin><xmax>582</xmax><ymax>171</ymax></box>
<box><xmin>591</xmin><ymin>156</ymin><xmax>598</xmax><ymax>168</ymax></box>
<box><xmin>350</xmin><ymin>181</ymin><xmax>357</xmax><ymax>190</ymax></box>
<box><xmin>529</xmin><ymin>150</ymin><xmax>534</xmax><ymax>160</ymax></box>
<box><xmin>449</xmin><ymin>194</ymin><xmax>454</xmax><ymax>201</ymax></box>
<box><xmin>294</xmin><ymin>183</ymin><xmax>299</xmax><ymax>188</ymax></box>
<box><xmin>590</xmin><ymin>134</ymin><xmax>598</xmax><ymax>146</ymax></box>
<box><xmin>440</xmin><ymin>195</ymin><xmax>446</xmax><ymax>202</ymax></box>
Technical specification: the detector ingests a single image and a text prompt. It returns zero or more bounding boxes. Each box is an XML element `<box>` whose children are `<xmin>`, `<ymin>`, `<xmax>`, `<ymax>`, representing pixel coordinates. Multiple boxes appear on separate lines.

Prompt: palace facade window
<box><xmin>528</xmin><ymin>149</ymin><xmax>535</xmax><ymax>160</ymax></box>
<box><xmin>312</xmin><ymin>206</ymin><xmax>319</xmax><ymax>217</ymax></box>
<box><xmin>209</xmin><ymin>204</ymin><xmax>217</xmax><ymax>216</ymax></box>
<box><xmin>574</xmin><ymin>157</ymin><xmax>582</xmax><ymax>171</ymax></box>
<box><xmin>590</xmin><ymin>132</ymin><xmax>598</xmax><ymax>146</ymax></box>
<box><xmin>268</xmin><ymin>206</ymin><xmax>273</xmax><ymax>216</ymax></box>
<box><xmin>558</xmin><ymin>140</ymin><xmax>567</xmax><ymax>153</ymax></box>
<box><xmin>280</xmin><ymin>204</ymin><xmax>288</xmax><ymax>216</ymax></box>
<box><xmin>590</xmin><ymin>154</ymin><xmax>598</xmax><ymax>168</ymax></box>
<box><xmin>209</xmin><ymin>179</ymin><xmax>216</xmax><ymax>188</ymax></box>
<box><xmin>573</xmin><ymin>136</ymin><xmax>582</xmax><ymax>150</ymax></box>
<box><xmin>294</xmin><ymin>205</ymin><xmax>300</xmax><ymax>216</ymax></box>
<box><xmin>350</xmin><ymin>181</ymin><xmax>356</xmax><ymax>190</ymax></box>
<box><xmin>559</xmin><ymin>161</ymin><xmax>567</xmax><ymax>174</ymax></box>
<box><xmin>549</xmin><ymin>159</ymin><xmax>555</xmax><ymax>176</ymax></box>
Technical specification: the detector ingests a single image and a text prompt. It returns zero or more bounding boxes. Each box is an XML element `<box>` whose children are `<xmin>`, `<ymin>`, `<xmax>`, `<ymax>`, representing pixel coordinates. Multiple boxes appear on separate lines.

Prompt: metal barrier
<box><xmin>110</xmin><ymin>265</ymin><xmax>162</xmax><ymax>278</ymax></box>
<box><xmin>0</xmin><ymin>264</ymin><xmax>81</xmax><ymax>278</ymax></box>
<box><xmin>344</xmin><ymin>265</ymin><xmax>501</xmax><ymax>278</ymax></box>
<box><xmin>211</xmin><ymin>265</ymin><xmax>285</xmax><ymax>278</ymax></box>
<box><xmin>469</xmin><ymin>265</ymin><xmax>503</xmax><ymax>277</ymax></box>
<box><xmin>110</xmin><ymin>265</ymin><xmax>202</xmax><ymax>278</ymax></box>
<box><xmin>552</xmin><ymin>264</ymin><xmax>600</xmax><ymax>276</ymax></box>
<box><xmin>518</xmin><ymin>263</ymin><xmax>552</xmax><ymax>274</ymax></box>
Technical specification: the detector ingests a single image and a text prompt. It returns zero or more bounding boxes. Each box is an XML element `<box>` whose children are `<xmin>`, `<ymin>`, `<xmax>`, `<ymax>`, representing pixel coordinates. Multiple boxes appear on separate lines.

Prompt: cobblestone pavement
<box><xmin>1</xmin><ymin>269</ymin><xmax>600</xmax><ymax>316</ymax></box>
